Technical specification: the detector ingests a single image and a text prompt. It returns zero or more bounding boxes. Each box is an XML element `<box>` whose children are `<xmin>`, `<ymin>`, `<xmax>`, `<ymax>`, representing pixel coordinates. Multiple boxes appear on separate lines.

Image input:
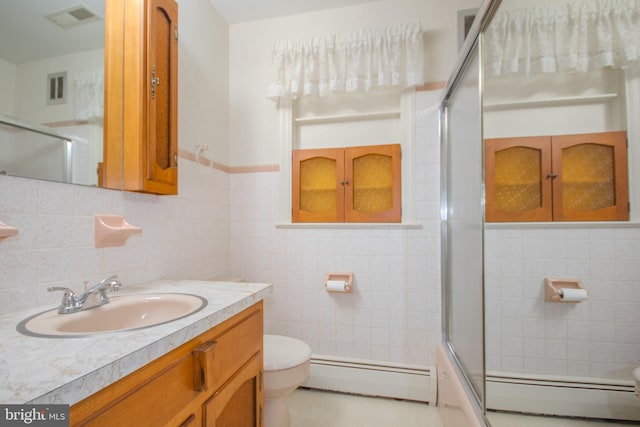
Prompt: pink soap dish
<box><xmin>95</xmin><ymin>215</ymin><xmax>142</xmax><ymax>248</ymax></box>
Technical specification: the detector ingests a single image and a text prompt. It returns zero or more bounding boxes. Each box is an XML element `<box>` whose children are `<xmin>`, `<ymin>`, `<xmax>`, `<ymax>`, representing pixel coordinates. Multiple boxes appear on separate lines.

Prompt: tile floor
<box><xmin>287</xmin><ymin>389</ymin><xmax>638</xmax><ymax>427</ymax></box>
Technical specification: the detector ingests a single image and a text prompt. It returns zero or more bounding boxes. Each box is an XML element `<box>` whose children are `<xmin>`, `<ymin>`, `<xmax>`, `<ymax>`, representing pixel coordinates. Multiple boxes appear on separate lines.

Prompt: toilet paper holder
<box><xmin>544</xmin><ymin>278</ymin><xmax>587</xmax><ymax>303</ymax></box>
<box><xmin>325</xmin><ymin>273</ymin><xmax>353</xmax><ymax>293</ymax></box>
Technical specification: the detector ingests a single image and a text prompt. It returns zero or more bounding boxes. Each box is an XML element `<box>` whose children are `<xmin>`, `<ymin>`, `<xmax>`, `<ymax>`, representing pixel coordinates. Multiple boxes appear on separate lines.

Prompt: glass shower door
<box><xmin>441</xmin><ymin>43</ymin><xmax>485</xmax><ymax>408</ymax></box>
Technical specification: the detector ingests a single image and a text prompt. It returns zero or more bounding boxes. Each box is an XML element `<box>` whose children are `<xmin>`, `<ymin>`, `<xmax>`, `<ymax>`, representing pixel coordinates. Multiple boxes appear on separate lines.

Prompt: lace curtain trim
<box><xmin>74</xmin><ymin>71</ymin><xmax>104</xmax><ymax>121</ymax></box>
<box><xmin>484</xmin><ymin>0</ymin><xmax>640</xmax><ymax>77</ymax></box>
<box><xmin>267</xmin><ymin>22</ymin><xmax>424</xmax><ymax>100</ymax></box>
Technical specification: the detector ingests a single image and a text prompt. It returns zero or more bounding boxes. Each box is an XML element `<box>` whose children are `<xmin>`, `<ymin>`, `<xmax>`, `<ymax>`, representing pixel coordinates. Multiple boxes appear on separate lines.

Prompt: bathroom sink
<box><xmin>17</xmin><ymin>293</ymin><xmax>208</xmax><ymax>338</ymax></box>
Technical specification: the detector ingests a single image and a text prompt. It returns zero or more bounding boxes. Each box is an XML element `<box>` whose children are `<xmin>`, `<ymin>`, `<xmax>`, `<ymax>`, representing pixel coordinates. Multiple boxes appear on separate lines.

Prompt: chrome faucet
<box><xmin>48</xmin><ymin>275</ymin><xmax>122</xmax><ymax>314</ymax></box>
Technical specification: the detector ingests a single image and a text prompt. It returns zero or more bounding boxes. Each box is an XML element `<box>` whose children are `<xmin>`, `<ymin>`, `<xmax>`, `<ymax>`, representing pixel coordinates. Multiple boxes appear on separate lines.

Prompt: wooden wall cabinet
<box><xmin>70</xmin><ymin>302</ymin><xmax>264</xmax><ymax>427</ymax></box>
<box><xmin>292</xmin><ymin>144</ymin><xmax>401</xmax><ymax>223</ymax></box>
<box><xmin>103</xmin><ymin>0</ymin><xmax>179</xmax><ymax>195</ymax></box>
<box><xmin>485</xmin><ymin>131</ymin><xmax>628</xmax><ymax>222</ymax></box>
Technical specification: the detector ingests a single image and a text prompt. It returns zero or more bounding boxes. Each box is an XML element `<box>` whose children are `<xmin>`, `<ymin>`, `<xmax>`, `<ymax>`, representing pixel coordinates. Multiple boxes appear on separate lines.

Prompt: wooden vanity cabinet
<box><xmin>70</xmin><ymin>302</ymin><xmax>264</xmax><ymax>427</ymax></box>
<box><xmin>103</xmin><ymin>0</ymin><xmax>179</xmax><ymax>195</ymax></box>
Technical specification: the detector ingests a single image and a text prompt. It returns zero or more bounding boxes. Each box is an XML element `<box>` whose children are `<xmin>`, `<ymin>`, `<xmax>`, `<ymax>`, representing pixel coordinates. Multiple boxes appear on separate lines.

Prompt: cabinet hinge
<box><xmin>259</xmin><ymin>406</ymin><xmax>263</xmax><ymax>427</ymax></box>
<box><xmin>259</xmin><ymin>371</ymin><xmax>263</xmax><ymax>392</ymax></box>
<box><xmin>174</xmin><ymin>27</ymin><xmax>179</xmax><ymax>42</ymax></box>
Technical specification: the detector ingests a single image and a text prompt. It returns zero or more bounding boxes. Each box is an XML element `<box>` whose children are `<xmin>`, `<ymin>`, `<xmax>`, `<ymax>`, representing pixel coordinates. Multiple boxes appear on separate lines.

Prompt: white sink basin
<box><xmin>17</xmin><ymin>293</ymin><xmax>208</xmax><ymax>338</ymax></box>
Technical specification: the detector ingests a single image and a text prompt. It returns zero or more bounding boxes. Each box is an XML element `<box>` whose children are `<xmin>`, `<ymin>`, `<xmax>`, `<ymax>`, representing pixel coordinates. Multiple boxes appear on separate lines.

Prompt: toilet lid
<box><xmin>264</xmin><ymin>335</ymin><xmax>311</xmax><ymax>371</ymax></box>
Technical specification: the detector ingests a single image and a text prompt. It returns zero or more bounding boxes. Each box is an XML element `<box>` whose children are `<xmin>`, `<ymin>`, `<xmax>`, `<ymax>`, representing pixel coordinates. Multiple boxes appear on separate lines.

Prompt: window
<box><xmin>292</xmin><ymin>144</ymin><xmax>401</xmax><ymax>223</ymax></box>
<box><xmin>484</xmin><ymin>131</ymin><xmax>628</xmax><ymax>222</ymax></box>
<box><xmin>46</xmin><ymin>71</ymin><xmax>67</xmax><ymax>105</ymax></box>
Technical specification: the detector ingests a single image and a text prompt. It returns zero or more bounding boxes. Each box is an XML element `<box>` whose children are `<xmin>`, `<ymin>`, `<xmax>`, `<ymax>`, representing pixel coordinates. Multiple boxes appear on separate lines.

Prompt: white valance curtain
<box><xmin>484</xmin><ymin>0</ymin><xmax>640</xmax><ymax>77</ymax></box>
<box><xmin>267</xmin><ymin>22</ymin><xmax>424</xmax><ymax>101</ymax></box>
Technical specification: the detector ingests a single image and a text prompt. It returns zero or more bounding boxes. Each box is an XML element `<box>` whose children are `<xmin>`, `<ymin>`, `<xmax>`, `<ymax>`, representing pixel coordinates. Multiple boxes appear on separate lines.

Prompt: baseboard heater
<box><xmin>486</xmin><ymin>371</ymin><xmax>639</xmax><ymax>422</ymax></box>
<box><xmin>303</xmin><ymin>355</ymin><xmax>437</xmax><ymax>404</ymax></box>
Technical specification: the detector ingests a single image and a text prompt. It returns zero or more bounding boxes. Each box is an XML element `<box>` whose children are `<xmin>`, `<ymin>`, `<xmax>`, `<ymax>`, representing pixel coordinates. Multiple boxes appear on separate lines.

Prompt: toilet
<box><xmin>263</xmin><ymin>334</ymin><xmax>312</xmax><ymax>427</ymax></box>
<box><xmin>634</xmin><ymin>367</ymin><xmax>640</xmax><ymax>400</ymax></box>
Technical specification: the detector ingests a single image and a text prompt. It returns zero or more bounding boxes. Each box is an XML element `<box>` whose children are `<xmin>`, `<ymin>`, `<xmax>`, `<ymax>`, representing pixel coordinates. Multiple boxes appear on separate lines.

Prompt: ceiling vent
<box><xmin>45</xmin><ymin>4</ymin><xmax>101</xmax><ymax>29</ymax></box>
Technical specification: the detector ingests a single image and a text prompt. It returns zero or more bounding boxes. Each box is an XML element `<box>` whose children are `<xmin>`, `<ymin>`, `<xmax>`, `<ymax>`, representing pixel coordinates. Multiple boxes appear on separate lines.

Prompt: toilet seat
<box><xmin>264</xmin><ymin>335</ymin><xmax>311</xmax><ymax>371</ymax></box>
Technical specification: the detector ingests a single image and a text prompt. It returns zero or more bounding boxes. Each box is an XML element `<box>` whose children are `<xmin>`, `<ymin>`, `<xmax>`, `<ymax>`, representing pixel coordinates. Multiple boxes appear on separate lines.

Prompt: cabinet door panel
<box><xmin>485</xmin><ymin>137</ymin><xmax>552</xmax><ymax>222</ymax></box>
<box><xmin>345</xmin><ymin>144</ymin><xmax>401</xmax><ymax>223</ymax></box>
<box><xmin>552</xmin><ymin>131</ymin><xmax>628</xmax><ymax>221</ymax></box>
<box><xmin>146</xmin><ymin>0</ymin><xmax>178</xmax><ymax>188</ymax></box>
<box><xmin>203</xmin><ymin>355</ymin><xmax>263</xmax><ymax>427</ymax></box>
<box><xmin>292</xmin><ymin>148</ymin><xmax>345</xmax><ymax>222</ymax></box>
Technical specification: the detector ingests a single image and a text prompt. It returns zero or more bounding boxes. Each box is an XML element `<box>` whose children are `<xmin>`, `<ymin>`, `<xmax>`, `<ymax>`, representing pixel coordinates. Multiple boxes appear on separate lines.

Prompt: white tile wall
<box><xmin>229</xmin><ymin>91</ymin><xmax>444</xmax><ymax>366</ymax></box>
<box><xmin>6</xmin><ymin>88</ymin><xmax>634</xmax><ymax>384</ymax></box>
<box><xmin>1</xmin><ymin>90</ymin><xmax>443</xmax><ymax>370</ymax></box>
<box><xmin>0</xmin><ymin>159</ymin><xmax>230</xmax><ymax>315</ymax></box>
<box><xmin>485</xmin><ymin>225</ymin><xmax>640</xmax><ymax>380</ymax></box>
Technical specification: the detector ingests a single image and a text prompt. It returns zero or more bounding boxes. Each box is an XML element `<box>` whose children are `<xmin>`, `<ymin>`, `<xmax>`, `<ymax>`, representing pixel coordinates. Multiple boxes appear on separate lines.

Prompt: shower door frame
<box><xmin>439</xmin><ymin>0</ymin><xmax>501</xmax><ymax>424</ymax></box>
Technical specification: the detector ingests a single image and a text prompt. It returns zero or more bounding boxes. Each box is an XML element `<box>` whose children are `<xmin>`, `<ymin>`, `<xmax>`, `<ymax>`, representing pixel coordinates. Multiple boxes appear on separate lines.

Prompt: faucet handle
<box><xmin>48</xmin><ymin>286</ymin><xmax>76</xmax><ymax>296</ymax></box>
<box><xmin>100</xmin><ymin>274</ymin><xmax>118</xmax><ymax>283</ymax></box>
<box><xmin>100</xmin><ymin>275</ymin><xmax>122</xmax><ymax>292</ymax></box>
<box><xmin>48</xmin><ymin>286</ymin><xmax>78</xmax><ymax>313</ymax></box>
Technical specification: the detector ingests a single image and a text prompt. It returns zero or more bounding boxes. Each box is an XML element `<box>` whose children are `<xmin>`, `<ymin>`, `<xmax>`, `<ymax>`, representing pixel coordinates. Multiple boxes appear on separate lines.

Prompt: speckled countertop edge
<box><xmin>0</xmin><ymin>280</ymin><xmax>272</xmax><ymax>405</ymax></box>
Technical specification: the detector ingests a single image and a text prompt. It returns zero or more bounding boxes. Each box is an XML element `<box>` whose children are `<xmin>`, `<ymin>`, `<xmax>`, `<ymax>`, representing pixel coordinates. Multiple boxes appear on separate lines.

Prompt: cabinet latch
<box><xmin>151</xmin><ymin>65</ymin><xmax>160</xmax><ymax>99</ymax></box>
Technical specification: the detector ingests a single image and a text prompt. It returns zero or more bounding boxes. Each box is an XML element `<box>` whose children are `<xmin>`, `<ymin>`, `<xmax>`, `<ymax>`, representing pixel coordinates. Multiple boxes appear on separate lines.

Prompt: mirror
<box><xmin>482</xmin><ymin>0</ymin><xmax>635</xmax><ymax>223</ymax></box>
<box><xmin>0</xmin><ymin>0</ymin><xmax>106</xmax><ymax>187</ymax></box>
<box><xmin>482</xmin><ymin>0</ymin><xmax>640</xmax><ymax>424</ymax></box>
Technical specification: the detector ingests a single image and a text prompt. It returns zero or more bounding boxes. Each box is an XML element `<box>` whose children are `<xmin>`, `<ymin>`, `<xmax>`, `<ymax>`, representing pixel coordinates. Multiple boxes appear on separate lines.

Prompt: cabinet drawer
<box><xmin>193</xmin><ymin>307</ymin><xmax>263</xmax><ymax>393</ymax></box>
<box><xmin>76</xmin><ymin>355</ymin><xmax>199</xmax><ymax>426</ymax></box>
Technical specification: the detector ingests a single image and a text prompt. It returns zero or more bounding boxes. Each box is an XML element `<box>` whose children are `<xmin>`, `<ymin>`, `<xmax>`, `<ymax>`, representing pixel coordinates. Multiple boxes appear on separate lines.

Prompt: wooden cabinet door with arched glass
<box><xmin>484</xmin><ymin>136</ymin><xmax>553</xmax><ymax>222</ymax></box>
<box><xmin>292</xmin><ymin>148</ymin><xmax>345</xmax><ymax>222</ymax></box>
<box><xmin>345</xmin><ymin>144</ymin><xmax>401</xmax><ymax>223</ymax></box>
<box><xmin>552</xmin><ymin>131</ymin><xmax>628</xmax><ymax>221</ymax></box>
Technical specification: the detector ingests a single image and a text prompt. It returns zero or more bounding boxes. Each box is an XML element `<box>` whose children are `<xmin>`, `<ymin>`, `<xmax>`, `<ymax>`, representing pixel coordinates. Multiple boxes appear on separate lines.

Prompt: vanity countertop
<box><xmin>0</xmin><ymin>280</ymin><xmax>272</xmax><ymax>405</ymax></box>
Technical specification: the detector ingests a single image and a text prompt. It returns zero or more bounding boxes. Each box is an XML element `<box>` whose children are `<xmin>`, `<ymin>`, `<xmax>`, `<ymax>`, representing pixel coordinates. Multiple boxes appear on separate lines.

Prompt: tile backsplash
<box><xmin>0</xmin><ymin>159</ymin><xmax>230</xmax><ymax>315</ymax></box>
<box><xmin>0</xmin><ymin>90</ymin><xmax>444</xmax><ymax>369</ymax></box>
